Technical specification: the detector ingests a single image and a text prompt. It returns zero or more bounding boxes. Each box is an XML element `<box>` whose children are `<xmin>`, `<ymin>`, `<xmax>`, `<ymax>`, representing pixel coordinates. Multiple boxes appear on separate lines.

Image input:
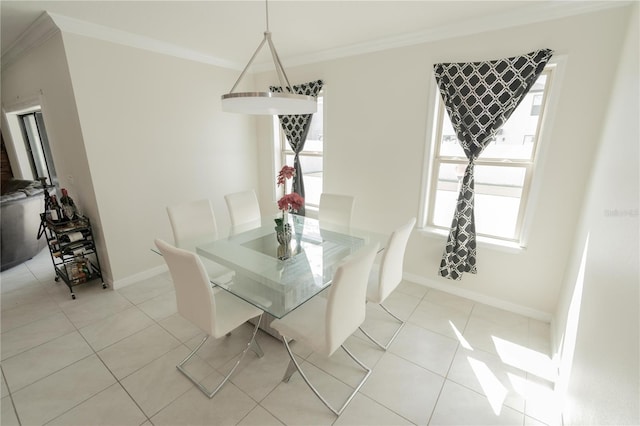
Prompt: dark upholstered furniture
<box><xmin>1</xmin><ymin>180</ymin><xmax>47</xmax><ymax>271</ymax></box>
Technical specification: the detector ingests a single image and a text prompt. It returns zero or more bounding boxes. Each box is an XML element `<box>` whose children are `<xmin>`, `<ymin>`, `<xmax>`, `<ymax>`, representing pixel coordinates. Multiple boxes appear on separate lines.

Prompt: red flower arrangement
<box><xmin>277</xmin><ymin>165</ymin><xmax>295</xmax><ymax>186</ymax></box>
<box><xmin>277</xmin><ymin>193</ymin><xmax>304</xmax><ymax>212</ymax></box>
<box><xmin>275</xmin><ymin>165</ymin><xmax>304</xmax><ymax>231</ymax></box>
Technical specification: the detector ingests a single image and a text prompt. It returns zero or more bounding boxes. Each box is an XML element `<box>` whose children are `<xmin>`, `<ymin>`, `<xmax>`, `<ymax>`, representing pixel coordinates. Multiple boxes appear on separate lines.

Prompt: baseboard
<box><xmin>112</xmin><ymin>264</ymin><xmax>168</xmax><ymax>290</ymax></box>
<box><xmin>403</xmin><ymin>272</ymin><xmax>553</xmax><ymax>322</ymax></box>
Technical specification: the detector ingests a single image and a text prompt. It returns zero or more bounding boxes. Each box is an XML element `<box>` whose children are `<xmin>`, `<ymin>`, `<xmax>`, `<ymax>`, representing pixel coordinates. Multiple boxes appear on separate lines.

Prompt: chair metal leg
<box><xmin>282</xmin><ymin>359</ymin><xmax>298</xmax><ymax>383</ymax></box>
<box><xmin>249</xmin><ymin>330</ymin><xmax>264</xmax><ymax>358</ymax></box>
<box><xmin>176</xmin><ymin>313</ymin><xmax>264</xmax><ymax>399</ymax></box>
<box><xmin>359</xmin><ymin>302</ymin><xmax>405</xmax><ymax>350</ymax></box>
<box><xmin>280</xmin><ymin>336</ymin><xmax>372</xmax><ymax>416</ymax></box>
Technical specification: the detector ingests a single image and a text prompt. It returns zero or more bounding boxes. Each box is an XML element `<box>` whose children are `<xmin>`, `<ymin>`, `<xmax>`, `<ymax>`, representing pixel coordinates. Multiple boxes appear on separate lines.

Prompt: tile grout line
<box><xmin>56</xmin><ymin>288</ymin><xmax>204</xmax><ymax>425</ymax></box>
<box><xmin>100</xmin><ymin>286</ymin><xmax>240</xmax><ymax>424</ymax></box>
<box><xmin>365</xmin><ymin>286</ymin><xmax>434</xmax><ymax>425</ymax></box>
<box><xmin>2</xmin><ymin>253</ymin><xmax>151</xmax><ymax>424</ymax></box>
<box><xmin>44</xmin><ymin>295</ymin><xmax>153</xmax><ymax>426</ymax></box>
<box><xmin>0</xmin><ymin>265</ymin><xmax>57</xmax><ymax>334</ymax></box>
<box><xmin>5</xmin><ymin>258</ymin><xmax>554</xmax><ymax>425</ymax></box>
<box><xmin>1</xmin><ymin>365</ymin><xmax>23</xmax><ymax>426</ymax></box>
<box><xmin>255</xmin><ymin>287</ymin><xmax>428</xmax><ymax>426</ymax></box>
<box><xmin>47</xmin><ymin>280</ymin><xmax>175</xmax><ymax>425</ymax></box>
<box><xmin>445</xmin><ymin>302</ymin><xmax>534</xmax><ymax>422</ymax></box>
<box><xmin>425</xmin><ymin>296</ymin><xmax>476</xmax><ymax>425</ymax></box>
<box><xmin>74</xmin><ymin>295</ymin><xmax>193</xmax><ymax>425</ymax></box>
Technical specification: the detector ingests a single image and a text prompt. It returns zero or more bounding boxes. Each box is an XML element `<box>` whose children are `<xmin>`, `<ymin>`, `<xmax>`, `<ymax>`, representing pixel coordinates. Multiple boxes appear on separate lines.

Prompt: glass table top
<box><xmin>196</xmin><ymin>215</ymin><xmax>387</xmax><ymax>318</ymax></box>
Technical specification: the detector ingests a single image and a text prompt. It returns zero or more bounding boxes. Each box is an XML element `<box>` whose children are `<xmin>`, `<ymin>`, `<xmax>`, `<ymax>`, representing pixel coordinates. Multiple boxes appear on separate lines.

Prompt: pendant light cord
<box><xmin>221</xmin><ymin>0</ymin><xmax>317</xmax><ymax>114</ymax></box>
<box><xmin>227</xmin><ymin>0</ymin><xmax>295</xmax><ymax>95</ymax></box>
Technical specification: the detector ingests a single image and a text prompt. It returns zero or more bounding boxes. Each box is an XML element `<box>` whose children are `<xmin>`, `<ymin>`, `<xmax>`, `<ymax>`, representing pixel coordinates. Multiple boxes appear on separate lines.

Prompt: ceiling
<box><xmin>0</xmin><ymin>1</ymin><xmax>625</xmax><ymax>70</ymax></box>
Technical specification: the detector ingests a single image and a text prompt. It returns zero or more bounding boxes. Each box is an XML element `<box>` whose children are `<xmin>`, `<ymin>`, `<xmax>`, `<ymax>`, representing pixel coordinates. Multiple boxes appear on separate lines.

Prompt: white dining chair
<box><xmin>359</xmin><ymin>217</ymin><xmax>416</xmax><ymax>350</ymax></box>
<box><xmin>167</xmin><ymin>199</ymin><xmax>219</xmax><ymax>248</ymax></box>
<box><xmin>154</xmin><ymin>239</ymin><xmax>264</xmax><ymax>398</ymax></box>
<box><xmin>271</xmin><ymin>242</ymin><xmax>379</xmax><ymax>416</ymax></box>
<box><xmin>318</xmin><ymin>193</ymin><xmax>355</xmax><ymax>229</ymax></box>
<box><xmin>224</xmin><ymin>189</ymin><xmax>261</xmax><ymax>230</ymax></box>
<box><xmin>166</xmin><ymin>199</ymin><xmax>233</xmax><ymax>284</ymax></box>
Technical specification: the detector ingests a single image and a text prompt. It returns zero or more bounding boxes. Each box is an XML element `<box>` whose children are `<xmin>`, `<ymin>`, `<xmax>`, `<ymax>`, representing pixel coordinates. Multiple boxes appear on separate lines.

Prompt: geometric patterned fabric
<box><xmin>433</xmin><ymin>49</ymin><xmax>553</xmax><ymax>280</ymax></box>
<box><xmin>270</xmin><ymin>80</ymin><xmax>324</xmax><ymax>216</ymax></box>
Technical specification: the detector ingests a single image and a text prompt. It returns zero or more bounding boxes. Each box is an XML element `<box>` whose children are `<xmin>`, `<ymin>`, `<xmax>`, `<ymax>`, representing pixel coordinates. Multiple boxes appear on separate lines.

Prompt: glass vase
<box><xmin>276</xmin><ymin>223</ymin><xmax>292</xmax><ymax>260</ymax></box>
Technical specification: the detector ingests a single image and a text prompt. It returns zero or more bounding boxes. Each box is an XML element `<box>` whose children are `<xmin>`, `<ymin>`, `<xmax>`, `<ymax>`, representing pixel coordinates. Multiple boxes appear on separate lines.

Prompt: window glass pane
<box><xmin>432</xmin><ymin>164</ymin><xmax>526</xmax><ymax>240</ymax></box>
<box><xmin>480</xmin><ymin>74</ymin><xmax>547</xmax><ymax>160</ymax></box>
<box><xmin>474</xmin><ymin>165</ymin><xmax>526</xmax><ymax>239</ymax></box>
<box><xmin>531</xmin><ymin>94</ymin><xmax>543</xmax><ymax>116</ymax></box>
<box><xmin>21</xmin><ymin>114</ymin><xmax>49</xmax><ymax>179</ymax></box>
<box><xmin>284</xmin><ymin>154</ymin><xmax>323</xmax><ymax>207</ymax></box>
<box><xmin>278</xmin><ymin>94</ymin><xmax>323</xmax><ymax>209</ymax></box>
<box><xmin>439</xmin><ymin>115</ymin><xmax>465</xmax><ymax>157</ymax></box>
<box><xmin>304</xmin><ymin>97</ymin><xmax>323</xmax><ymax>152</ymax></box>
<box><xmin>439</xmin><ymin>74</ymin><xmax>547</xmax><ymax>161</ymax></box>
<box><xmin>432</xmin><ymin>163</ymin><xmax>463</xmax><ymax>228</ymax></box>
<box><xmin>303</xmin><ymin>137</ymin><xmax>323</xmax><ymax>152</ymax></box>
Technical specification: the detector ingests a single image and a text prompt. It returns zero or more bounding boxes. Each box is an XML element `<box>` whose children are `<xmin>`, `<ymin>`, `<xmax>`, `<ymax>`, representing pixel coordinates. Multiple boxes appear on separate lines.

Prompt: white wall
<box><xmin>2</xmin><ymin>30</ymin><xmax>260</xmax><ymax>287</ymax></box>
<box><xmin>2</xmin><ymin>33</ymin><xmax>85</xmax><ymax>183</ymax></box>
<box><xmin>553</xmin><ymin>4</ymin><xmax>639</xmax><ymax>424</ymax></box>
<box><xmin>1</xmin><ymin>32</ymin><xmax>90</xmax><ymax>224</ymax></box>
<box><xmin>255</xmin><ymin>6</ymin><xmax>632</xmax><ymax>317</ymax></box>
<box><xmin>58</xmin><ymin>33</ymin><xmax>259</xmax><ymax>286</ymax></box>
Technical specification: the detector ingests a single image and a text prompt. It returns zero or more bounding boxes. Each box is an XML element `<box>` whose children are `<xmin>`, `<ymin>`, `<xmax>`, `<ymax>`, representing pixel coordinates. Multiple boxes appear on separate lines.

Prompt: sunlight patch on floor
<box><xmin>467</xmin><ymin>357</ymin><xmax>508</xmax><ymax>415</ymax></box>
<box><xmin>492</xmin><ymin>336</ymin><xmax>557</xmax><ymax>382</ymax></box>
<box><xmin>450</xmin><ymin>320</ymin><xmax>473</xmax><ymax>350</ymax></box>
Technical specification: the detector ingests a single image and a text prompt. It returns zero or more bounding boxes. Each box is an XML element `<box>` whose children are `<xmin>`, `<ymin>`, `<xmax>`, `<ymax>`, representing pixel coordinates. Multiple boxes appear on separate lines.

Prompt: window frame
<box><xmin>18</xmin><ymin>111</ymin><xmax>57</xmax><ymax>187</ymax></box>
<box><xmin>419</xmin><ymin>63</ymin><xmax>560</xmax><ymax>249</ymax></box>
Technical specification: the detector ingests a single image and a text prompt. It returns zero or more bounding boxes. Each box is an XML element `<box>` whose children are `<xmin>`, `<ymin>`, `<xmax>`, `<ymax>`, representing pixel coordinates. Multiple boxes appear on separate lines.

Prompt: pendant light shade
<box><xmin>222</xmin><ymin>91</ymin><xmax>316</xmax><ymax>115</ymax></box>
<box><xmin>221</xmin><ymin>2</ymin><xmax>317</xmax><ymax>115</ymax></box>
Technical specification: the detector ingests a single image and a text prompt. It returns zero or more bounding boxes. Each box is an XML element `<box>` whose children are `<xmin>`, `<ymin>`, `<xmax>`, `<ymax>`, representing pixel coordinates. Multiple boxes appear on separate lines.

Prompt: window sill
<box><xmin>418</xmin><ymin>226</ymin><xmax>525</xmax><ymax>254</ymax></box>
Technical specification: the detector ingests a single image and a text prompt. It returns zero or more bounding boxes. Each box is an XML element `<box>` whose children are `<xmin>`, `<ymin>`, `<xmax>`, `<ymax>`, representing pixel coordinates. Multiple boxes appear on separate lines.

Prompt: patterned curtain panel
<box><xmin>270</xmin><ymin>80</ymin><xmax>324</xmax><ymax>216</ymax></box>
<box><xmin>433</xmin><ymin>49</ymin><xmax>553</xmax><ymax>280</ymax></box>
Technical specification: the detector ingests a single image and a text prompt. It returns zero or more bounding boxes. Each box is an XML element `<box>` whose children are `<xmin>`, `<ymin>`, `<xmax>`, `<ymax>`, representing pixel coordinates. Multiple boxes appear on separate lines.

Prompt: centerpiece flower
<box><xmin>274</xmin><ymin>165</ymin><xmax>304</xmax><ymax>247</ymax></box>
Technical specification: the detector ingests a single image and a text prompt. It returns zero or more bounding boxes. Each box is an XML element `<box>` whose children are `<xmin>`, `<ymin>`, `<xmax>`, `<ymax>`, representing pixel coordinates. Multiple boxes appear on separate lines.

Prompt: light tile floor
<box><xmin>1</xmin><ymin>248</ymin><xmax>561</xmax><ymax>425</ymax></box>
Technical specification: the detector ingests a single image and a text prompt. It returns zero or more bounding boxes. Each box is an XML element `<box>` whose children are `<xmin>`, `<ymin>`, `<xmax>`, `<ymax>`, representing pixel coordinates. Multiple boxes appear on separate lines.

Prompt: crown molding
<box><xmin>1</xmin><ymin>12</ymin><xmax>59</xmax><ymax>71</ymax></box>
<box><xmin>1</xmin><ymin>11</ymin><xmax>243</xmax><ymax>72</ymax></box>
<box><xmin>255</xmin><ymin>0</ymin><xmax>633</xmax><ymax>71</ymax></box>
<box><xmin>46</xmin><ymin>13</ymin><xmax>243</xmax><ymax>71</ymax></box>
<box><xmin>2</xmin><ymin>1</ymin><xmax>632</xmax><ymax>74</ymax></box>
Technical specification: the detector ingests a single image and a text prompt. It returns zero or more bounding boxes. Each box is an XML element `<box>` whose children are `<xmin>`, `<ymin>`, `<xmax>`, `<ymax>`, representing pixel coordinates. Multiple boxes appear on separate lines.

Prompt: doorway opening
<box><xmin>18</xmin><ymin>110</ymin><xmax>58</xmax><ymax>188</ymax></box>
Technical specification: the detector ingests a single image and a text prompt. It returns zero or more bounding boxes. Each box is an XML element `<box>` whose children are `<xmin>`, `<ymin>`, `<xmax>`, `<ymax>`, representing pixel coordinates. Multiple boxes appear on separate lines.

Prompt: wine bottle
<box><xmin>45</xmin><ymin>197</ymin><xmax>55</xmax><ymax>222</ymax></box>
<box><xmin>58</xmin><ymin>230</ymin><xmax>91</xmax><ymax>243</ymax></box>
<box><xmin>49</xmin><ymin>195</ymin><xmax>62</xmax><ymax>223</ymax></box>
<box><xmin>60</xmin><ymin>188</ymin><xmax>78</xmax><ymax>220</ymax></box>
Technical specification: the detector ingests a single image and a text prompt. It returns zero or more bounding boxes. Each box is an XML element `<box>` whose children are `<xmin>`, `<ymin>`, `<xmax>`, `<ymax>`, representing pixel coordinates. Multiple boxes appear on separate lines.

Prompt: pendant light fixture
<box><xmin>221</xmin><ymin>0</ymin><xmax>317</xmax><ymax>115</ymax></box>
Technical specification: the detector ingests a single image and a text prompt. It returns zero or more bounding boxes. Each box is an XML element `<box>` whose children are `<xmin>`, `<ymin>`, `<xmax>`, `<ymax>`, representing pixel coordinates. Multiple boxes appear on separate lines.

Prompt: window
<box><xmin>275</xmin><ymin>94</ymin><xmax>324</xmax><ymax>210</ymax></box>
<box><xmin>19</xmin><ymin>111</ymin><xmax>58</xmax><ymax>186</ymax></box>
<box><xmin>531</xmin><ymin>93</ymin><xmax>543</xmax><ymax>116</ymax></box>
<box><xmin>423</xmin><ymin>67</ymin><xmax>553</xmax><ymax>243</ymax></box>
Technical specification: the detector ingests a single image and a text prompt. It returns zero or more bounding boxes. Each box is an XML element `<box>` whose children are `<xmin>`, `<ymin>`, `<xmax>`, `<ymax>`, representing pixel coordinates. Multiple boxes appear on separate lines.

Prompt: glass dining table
<box><xmin>195</xmin><ymin>214</ymin><xmax>387</xmax><ymax>320</ymax></box>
